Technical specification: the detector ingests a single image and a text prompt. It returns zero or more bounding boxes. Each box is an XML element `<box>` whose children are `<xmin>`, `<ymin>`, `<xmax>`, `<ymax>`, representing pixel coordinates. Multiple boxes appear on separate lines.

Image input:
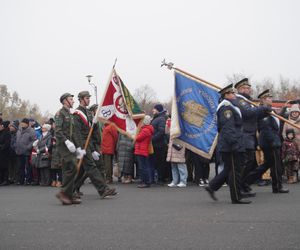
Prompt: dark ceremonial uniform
<box><xmin>246</xmin><ymin>90</ymin><xmax>288</xmax><ymax>193</ymax></box>
<box><xmin>234</xmin><ymin>78</ymin><xmax>271</xmax><ymax>190</ymax></box>
<box><xmin>206</xmin><ymin>84</ymin><xmax>249</xmax><ymax>204</ymax></box>
<box><xmin>54</xmin><ymin>93</ymin><xmax>80</xmax><ymax>202</ymax></box>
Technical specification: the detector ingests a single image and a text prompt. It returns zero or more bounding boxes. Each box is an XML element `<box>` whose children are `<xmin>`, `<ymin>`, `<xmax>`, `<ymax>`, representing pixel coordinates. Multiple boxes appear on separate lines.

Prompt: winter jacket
<box><xmin>117</xmin><ymin>134</ymin><xmax>134</xmax><ymax>173</ymax></box>
<box><xmin>166</xmin><ymin>138</ymin><xmax>186</xmax><ymax>163</ymax></box>
<box><xmin>282</xmin><ymin>139</ymin><xmax>300</xmax><ymax>162</ymax></box>
<box><xmin>151</xmin><ymin>111</ymin><xmax>167</xmax><ymax>148</ymax></box>
<box><xmin>0</xmin><ymin>128</ymin><xmax>11</xmax><ymax>169</ymax></box>
<box><xmin>36</xmin><ymin>132</ymin><xmax>53</xmax><ymax>168</ymax></box>
<box><xmin>134</xmin><ymin>125</ymin><xmax>154</xmax><ymax>157</ymax></box>
<box><xmin>282</xmin><ymin>116</ymin><xmax>300</xmax><ymax>149</ymax></box>
<box><xmin>15</xmin><ymin>126</ymin><xmax>36</xmax><ymax>156</ymax></box>
<box><xmin>10</xmin><ymin>131</ymin><xmax>17</xmax><ymax>156</ymax></box>
<box><xmin>101</xmin><ymin>124</ymin><xmax>118</xmax><ymax>155</ymax></box>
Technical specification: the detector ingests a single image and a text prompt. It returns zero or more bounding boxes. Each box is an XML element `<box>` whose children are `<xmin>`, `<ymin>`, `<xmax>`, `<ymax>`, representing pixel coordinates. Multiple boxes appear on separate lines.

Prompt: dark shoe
<box><xmin>232</xmin><ymin>199</ymin><xmax>252</xmax><ymax>204</ymax></box>
<box><xmin>100</xmin><ymin>188</ymin><xmax>118</xmax><ymax>199</ymax></box>
<box><xmin>56</xmin><ymin>191</ymin><xmax>72</xmax><ymax>205</ymax></box>
<box><xmin>243</xmin><ymin>183</ymin><xmax>252</xmax><ymax>192</ymax></box>
<box><xmin>31</xmin><ymin>182</ymin><xmax>39</xmax><ymax>186</ymax></box>
<box><xmin>137</xmin><ymin>184</ymin><xmax>150</xmax><ymax>188</ymax></box>
<box><xmin>273</xmin><ymin>188</ymin><xmax>289</xmax><ymax>193</ymax></box>
<box><xmin>240</xmin><ymin>191</ymin><xmax>256</xmax><ymax>198</ymax></box>
<box><xmin>205</xmin><ymin>186</ymin><xmax>217</xmax><ymax>201</ymax></box>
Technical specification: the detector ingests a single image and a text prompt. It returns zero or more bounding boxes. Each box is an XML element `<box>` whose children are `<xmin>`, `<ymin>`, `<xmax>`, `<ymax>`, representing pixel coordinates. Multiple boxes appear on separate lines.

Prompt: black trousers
<box><xmin>245</xmin><ymin>148</ymin><xmax>283</xmax><ymax>191</ymax></box>
<box><xmin>209</xmin><ymin>152</ymin><xmax>242</xmax><ymax>202</ymax></box>
<box><xmin>153</xmin><ymin>146</ymin><xmax>169</xmax><ymax>182</ymax></box>
<box><xmin>241</xmin><ymin>150</ymin><xmax>258</xmax><ymax>187</ymax></box>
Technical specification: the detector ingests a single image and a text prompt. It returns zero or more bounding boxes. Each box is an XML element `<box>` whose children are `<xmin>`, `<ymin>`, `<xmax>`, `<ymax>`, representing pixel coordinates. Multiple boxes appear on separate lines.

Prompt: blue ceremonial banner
<box><xmin>170</xmin><ymin>70</ymin><xmax>220</xmax><ymax>159</ymax></box>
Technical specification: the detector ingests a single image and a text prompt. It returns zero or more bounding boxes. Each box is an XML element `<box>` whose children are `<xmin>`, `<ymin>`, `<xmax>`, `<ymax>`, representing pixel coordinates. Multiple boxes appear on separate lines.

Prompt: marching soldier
<box><xmin>55</xmin><ymin>93</ymin><xmax>84</xmax><ymax>205</ymax></box>
<box><xmin>205</xmin><ymin>84</ymin><xmax>251</xmax><ymax>204</ymax></box>
<box><xmin>73</xmin><ymin>91</ymin><xmax>117</xmax><ymax>198</ymax></box>
<box><xmin>233</xmin><ymin>78</ymin><xmax>271</xmax><ymax>195</ymax></box>
<box><xmin>252</xmin><ymin>90</ymin><xmax>289</xmax><ymax>193</ymax></box>
<box><xmin>73</xmin><ymin>104</ymin><xmax>106</xmax><ymax>194</ymax></box>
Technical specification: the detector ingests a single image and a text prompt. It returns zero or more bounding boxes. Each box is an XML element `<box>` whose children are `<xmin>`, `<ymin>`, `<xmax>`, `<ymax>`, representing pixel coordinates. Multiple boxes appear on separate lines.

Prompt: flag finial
<box><xmin>161</xmin><ymin>59</ymin><xmax>174</xmax><ymax>70</ymax></box>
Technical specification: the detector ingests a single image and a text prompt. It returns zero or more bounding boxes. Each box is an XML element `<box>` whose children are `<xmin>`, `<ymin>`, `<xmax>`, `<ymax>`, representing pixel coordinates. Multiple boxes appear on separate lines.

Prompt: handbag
<box><xmin>172</xmin><ymin>143</ymin><xmax>183</xmax><ymax>151</ymax></box>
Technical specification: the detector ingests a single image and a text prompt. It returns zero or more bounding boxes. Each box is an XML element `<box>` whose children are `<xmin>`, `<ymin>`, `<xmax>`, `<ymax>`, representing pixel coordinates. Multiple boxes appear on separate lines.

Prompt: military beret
<box><xmin>234</xmin><ymin>78</ymin><xmax>251</xmax><ymax>89</ymax></box>
<box><xmin>218</xmin><ymin>84</ymin><xmax>235</xmax><ymax>96</ymax></box>
<box><xmin>78</xmin><ymin>91</ymin><xmax>91</xmax><ymax>99</ymax></box>
<box><xmin>257</xmin><ymin>89</ymin><xmax>272</xmax><ymax>99</ymax></box>
<box><xmin>60</xmin><ymin>93</ymin><xmax>74</xmax><ymax>103</ymax></box>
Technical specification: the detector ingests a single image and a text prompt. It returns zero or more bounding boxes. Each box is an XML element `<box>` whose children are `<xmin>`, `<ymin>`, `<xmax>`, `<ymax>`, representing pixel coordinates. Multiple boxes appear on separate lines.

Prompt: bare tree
<box><xmin>133</xmin><ymin>84</ymin><xmax>158</xmax><ymax>114</ymax></box>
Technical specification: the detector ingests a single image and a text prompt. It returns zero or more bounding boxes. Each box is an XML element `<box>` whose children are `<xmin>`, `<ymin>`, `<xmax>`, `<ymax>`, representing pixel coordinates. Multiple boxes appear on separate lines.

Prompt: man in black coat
<box><xmin>0</xmin><ymin>121</ymin><xmax>12</xmax><ymax>185</ymax></box>
<box><xmin>246</xmin><ymin>90</ymin><xmax>289</xmax><ymax>193</ymax></box>
<box><xmin>205</xmin><ymin>84</ymin><xmax>251</xmax><ymax>204</ymax></box>
<box><xmin>151</xmin><ymin>103</ymin><xmax>169</xmax><ymax>183</ymax></box>
<box><xmin>233</xmin><ymin>78</ymin><xmax>271</xmax><ymax>194</ymax></box>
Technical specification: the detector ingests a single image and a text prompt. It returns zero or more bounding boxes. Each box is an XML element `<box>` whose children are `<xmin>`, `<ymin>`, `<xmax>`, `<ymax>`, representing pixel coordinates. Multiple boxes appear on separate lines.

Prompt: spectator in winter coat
<box><xmin>35</xmin><ymin>124</ymin><xmax>53</xmax><ymax>186</ymax></box>
<box><xmin>151</xmin><ymin>103</ymin><xmax>169</xmax><ymax>184</ymax></box>
<box><xmin>134</xmin><ymin>115</ymin><xmax>154</xmax><ymax>188</ymax></box>
<box><xmin>166</xmin><ymin>138</ymin><xmax>187</xmax><ymax>187</ymax></box>
<box><xmin>101</xmin><ymin>123</ymin><xmax>118</xmax><ymax>183</ymax></box>
<box><xmin>0</xmin><ymin>121</ymin><xmax>12</xmax><ymax>186</ymax></box>
<box><xmin>8</xmin><ymin>121</ymin><xmax>18</xmax><ymax>184</ymax></box>
<box><xmin>117</xmin><ymin>133</ymin><xmax>134</xmax><ymax>183</ymax></box>
<box><xmin>15</xmin><ymin>118</ymin><xmax>36</xmax><ymax>185</ymax></box>
<box><xmin>282</xmin><ymin>129</ymin><xmax>300</xmax><ymax>184</ymax></box>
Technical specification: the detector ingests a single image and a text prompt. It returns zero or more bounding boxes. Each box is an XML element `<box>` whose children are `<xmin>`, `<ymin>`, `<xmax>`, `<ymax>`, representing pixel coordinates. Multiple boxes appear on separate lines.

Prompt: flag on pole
<box><xmin>170</xmin><ymin>70</ymin><xmax>220</xmax><ymax>159</ymax></box>
<box><xmin>98</xmin><ymin>69</ymin><xmax>144</xmax><ymax>135</ymax></box>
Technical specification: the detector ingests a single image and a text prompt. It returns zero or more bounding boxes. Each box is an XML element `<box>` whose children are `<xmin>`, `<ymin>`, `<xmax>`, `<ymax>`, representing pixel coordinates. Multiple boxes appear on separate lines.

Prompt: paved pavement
<box><xmin>1</xmin><ymin>182</ymin><xmax>300</xmax><ymax>250</ymax></box>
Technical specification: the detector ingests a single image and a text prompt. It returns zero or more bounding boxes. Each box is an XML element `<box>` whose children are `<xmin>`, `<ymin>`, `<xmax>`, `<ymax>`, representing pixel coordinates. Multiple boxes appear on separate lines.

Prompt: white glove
<box><xmin>92</xmin><ymin>115</ymin><xmax>99</xmax><ymax>124</ymax></box>
<box><xmin>92</xmin><ymin>151</ymin><xmax>101</xmax><ymax>161</ymax></box>
<box><xmin>65</xmin><ymin>140</ymin><xmax>76</xmax><ymax>153</ymax></box>
<box><xmin>36</xmin><ymin>149</ymin><xmax>40</xmax><ymax>154</ymax></box>
<box><xmin>76</xmin><ymin>147</ymin><xmax>86</xmax><ymax>159</ymax></box>
<box><xmin>32</xmin><ymin>139</ymin><xmax>39</xmax><ymax>148</ymax></box>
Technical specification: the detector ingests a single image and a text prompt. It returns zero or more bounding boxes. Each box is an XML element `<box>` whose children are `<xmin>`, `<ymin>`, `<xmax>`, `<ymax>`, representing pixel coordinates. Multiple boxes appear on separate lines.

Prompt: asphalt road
<box><xmin>1</xmin><ymin>182</ymin><xmax>300</xmax><ymax>250</ymax></box>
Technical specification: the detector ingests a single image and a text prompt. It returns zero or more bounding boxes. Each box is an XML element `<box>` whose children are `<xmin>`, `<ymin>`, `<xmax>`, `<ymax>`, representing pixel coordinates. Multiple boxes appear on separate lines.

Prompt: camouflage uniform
<box><xmin>55</xmin><ymin>105</ymin><xmax>80</xmax><ymax>199</ymax></box>
<box><xmin>73</xmin><ymin>92</ymin><xmax>112</xmax><ymax>197</ymax></box>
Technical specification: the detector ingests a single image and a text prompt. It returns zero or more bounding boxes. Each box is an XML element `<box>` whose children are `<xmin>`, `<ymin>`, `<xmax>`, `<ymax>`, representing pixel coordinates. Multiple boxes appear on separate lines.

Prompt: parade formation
<box><xmin>0</xmin><ymin>63</ymin><xmax>299</xmax><ymax>208</ymax></box>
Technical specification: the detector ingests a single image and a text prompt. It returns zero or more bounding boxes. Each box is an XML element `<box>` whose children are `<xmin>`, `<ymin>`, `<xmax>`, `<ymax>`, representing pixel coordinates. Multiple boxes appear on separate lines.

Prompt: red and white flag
<box><xmin>98</xmin><ymin>69</ymin><xmax>144</xmax><ymax>135</ymax></box>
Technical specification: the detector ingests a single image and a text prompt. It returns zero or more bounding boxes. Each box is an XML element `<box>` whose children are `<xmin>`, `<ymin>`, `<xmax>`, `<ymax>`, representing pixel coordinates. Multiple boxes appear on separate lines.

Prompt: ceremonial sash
<box><xmin>74</xmin><ymin>109</ymin><xmax>91</xmax><ymax>128</ymax></box>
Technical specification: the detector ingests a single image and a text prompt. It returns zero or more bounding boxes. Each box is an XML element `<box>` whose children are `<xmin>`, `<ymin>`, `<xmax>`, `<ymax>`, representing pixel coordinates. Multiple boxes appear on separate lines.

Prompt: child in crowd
<box><xmin>282</xmin><ymin>129</ymin><xmax>300</xmax><ymax>184</ymax></box>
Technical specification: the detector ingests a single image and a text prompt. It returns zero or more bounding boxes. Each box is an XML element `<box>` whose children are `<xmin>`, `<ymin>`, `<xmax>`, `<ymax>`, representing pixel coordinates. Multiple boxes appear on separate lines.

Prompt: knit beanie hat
<box><xmin>154</xmin><ymin>104</ymin><xmax>164</xmax><ymax>113</ymax></box>
<box><xmin>143</xmin><ymin>115</ymin><xmax>152</xmax><ymax>125</ymax></box>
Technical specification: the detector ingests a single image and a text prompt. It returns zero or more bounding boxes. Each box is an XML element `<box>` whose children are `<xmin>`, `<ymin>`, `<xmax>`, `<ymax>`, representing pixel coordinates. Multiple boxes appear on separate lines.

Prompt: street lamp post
<box><xmin>86</xmin><ymin>75</ymin><xmax>98</xmax><ymax>104</ymax></box>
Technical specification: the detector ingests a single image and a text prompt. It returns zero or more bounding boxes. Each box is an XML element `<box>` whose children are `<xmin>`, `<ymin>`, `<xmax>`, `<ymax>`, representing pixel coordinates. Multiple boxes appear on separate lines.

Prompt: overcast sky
<box><xmin>1</xmin><ymin>0</ymin><xmax>300</xmax><ymax>115</ymax></box>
